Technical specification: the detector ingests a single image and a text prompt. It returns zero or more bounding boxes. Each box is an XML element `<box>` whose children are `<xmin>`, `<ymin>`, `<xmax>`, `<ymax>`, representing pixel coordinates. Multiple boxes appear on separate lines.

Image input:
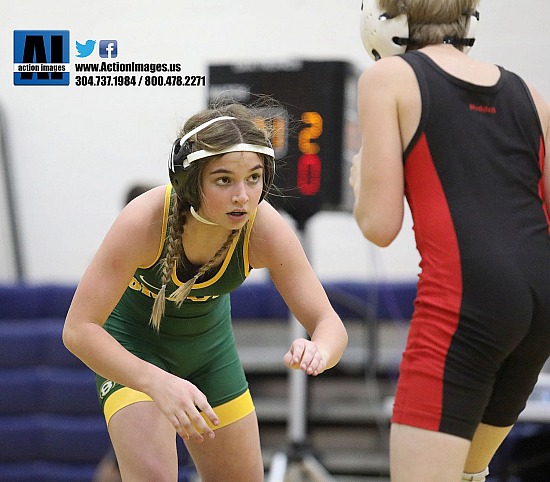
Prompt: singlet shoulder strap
<box><xmin>138</xmin><ymin>184</ymin><xmax>171</xmax><ymax>269</ymax></box>
<box><xmin>242</xmin><ymin>208</ymin><xmax>257</xmax><ymax>277</ymax></box>
<box><xmin>400</xmin><ymin>52</ymin><xmax>430</xmax><ymax>161</ymax></box>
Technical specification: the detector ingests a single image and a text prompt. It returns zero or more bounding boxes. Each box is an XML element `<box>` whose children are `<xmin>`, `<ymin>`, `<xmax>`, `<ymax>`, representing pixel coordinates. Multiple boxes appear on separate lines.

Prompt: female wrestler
<box><xmin>63</xmin><ymin>102</ymin><xmax>348</xmax><ymax>482</ymax></box>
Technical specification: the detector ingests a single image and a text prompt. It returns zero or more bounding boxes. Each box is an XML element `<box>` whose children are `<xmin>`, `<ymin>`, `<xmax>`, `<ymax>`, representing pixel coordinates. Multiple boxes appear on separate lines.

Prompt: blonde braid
<box><xmin>149</xmin><ymin>194</ymin><xmax>185</xmax><ymax>331</ymax></box>
<box><xmin>171</xmin><ymin>228</ymin><xmax>240</xmax><ymax>307</ymax></box>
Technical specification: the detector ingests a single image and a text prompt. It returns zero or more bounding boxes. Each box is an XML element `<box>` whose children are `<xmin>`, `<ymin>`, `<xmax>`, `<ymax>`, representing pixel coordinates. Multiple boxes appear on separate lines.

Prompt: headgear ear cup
<box><xmin>360</xmin><ymin>0</ymin><xmax>409</xmax><ymax>61</ymax></box>
<box><xmin>168</xmin><ymin>138</ymin><xmax>193</xmax><ymax>193</ymax></box>
<box><xmin>462</xmin><ymin>9</ymin><xmax>479</xmax><ymax>54</ymax></box>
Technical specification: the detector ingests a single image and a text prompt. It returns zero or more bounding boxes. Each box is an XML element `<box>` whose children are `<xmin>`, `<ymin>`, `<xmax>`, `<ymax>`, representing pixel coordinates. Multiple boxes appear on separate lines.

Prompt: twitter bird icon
<box><xmin>75</xmin><ymin>39</ymin><xmax>96</xmax><ymax>58</ymax></box>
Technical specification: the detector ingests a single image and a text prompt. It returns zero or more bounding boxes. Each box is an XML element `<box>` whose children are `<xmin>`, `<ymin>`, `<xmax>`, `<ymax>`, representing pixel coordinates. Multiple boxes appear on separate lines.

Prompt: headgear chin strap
<box><xmin>168</xmin><ymin>116</ymin><xmax>275</xmax><ymax>203</ymax></box>
<box><xmin>359</xmin><ymin>0</ymin><xmax>479</xmax><ymax>61</ymax></box>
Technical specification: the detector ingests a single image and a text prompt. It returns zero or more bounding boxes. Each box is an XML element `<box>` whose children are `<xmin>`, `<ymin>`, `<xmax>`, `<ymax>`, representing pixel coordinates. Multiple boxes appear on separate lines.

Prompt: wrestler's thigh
<box><xmin>108</xmin><ymin>401</ymin><xmax>178</xmax><ymax>482</ymax></box>
<box><xmin>184</xmin><ymin>411</ymin><xmax>263</xmax><ymax>482</ymax></box>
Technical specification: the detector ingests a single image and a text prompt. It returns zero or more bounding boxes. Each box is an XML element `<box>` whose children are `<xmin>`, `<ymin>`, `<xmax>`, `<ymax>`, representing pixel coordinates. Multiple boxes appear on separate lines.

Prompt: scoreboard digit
<box><xmin>208</xmin><ymin>60</ymin><xmax>357</xmax><ymax>228</ymax></box>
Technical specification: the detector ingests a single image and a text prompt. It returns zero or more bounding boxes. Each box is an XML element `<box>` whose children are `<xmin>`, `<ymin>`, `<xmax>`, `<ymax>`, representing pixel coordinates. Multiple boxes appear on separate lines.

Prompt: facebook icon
<box><xmin>99</xmin><ymin>40</ymin><xmax>117</xmax><ymax>58</ymax></box>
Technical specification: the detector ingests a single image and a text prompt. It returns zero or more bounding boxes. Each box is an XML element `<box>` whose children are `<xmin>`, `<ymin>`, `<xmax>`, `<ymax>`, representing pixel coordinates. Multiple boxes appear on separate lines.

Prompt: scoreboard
<box><xmin>208</xmin><ymin>60</ymin><xmax>358</xmax><ymax>228</ymax></box>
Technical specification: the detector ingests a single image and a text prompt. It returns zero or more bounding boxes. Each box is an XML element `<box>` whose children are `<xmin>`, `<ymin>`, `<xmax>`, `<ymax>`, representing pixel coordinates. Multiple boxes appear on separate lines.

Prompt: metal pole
<box><xmin>267</xmin><ymin>222</ymin><xmax>338</xmax><ymax>482</ymax></box>
<box><xmin>287</xmin><ymin>314</ymin><xmax>308</xmax><ymax>445</ymax></box>
<box><xmin>0</xmin><ymin>104</ymin><xmax>24</xmax><ymax>280</ymax></box>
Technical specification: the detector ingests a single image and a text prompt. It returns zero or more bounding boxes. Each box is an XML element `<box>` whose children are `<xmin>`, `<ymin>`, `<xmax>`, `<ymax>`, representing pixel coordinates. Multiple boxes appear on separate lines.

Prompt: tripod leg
<box><xmin>286</xmin><ymin>463</ymin><xmax>305</xmax><ymax>482</ymax></box>
<box><xmin>301</xmin><ymin>454</ymin><xmax>339</xmax><ymax>482</ymax></box>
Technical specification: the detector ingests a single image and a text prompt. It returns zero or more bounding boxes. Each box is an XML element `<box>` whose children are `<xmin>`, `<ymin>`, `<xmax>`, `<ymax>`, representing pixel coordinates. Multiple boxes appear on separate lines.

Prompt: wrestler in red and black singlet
<box><xmin>392</xmin><ymin>50</ymin><xmax>550</xmax><ymax>440</ymax></box>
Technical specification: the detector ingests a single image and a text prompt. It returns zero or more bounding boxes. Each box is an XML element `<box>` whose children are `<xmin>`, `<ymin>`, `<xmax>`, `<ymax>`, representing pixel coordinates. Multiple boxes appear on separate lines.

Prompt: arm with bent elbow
<box><xmin>350</xmin><ymin>66</ymin><xmax>405</xmax><ymax>247</ymax></box>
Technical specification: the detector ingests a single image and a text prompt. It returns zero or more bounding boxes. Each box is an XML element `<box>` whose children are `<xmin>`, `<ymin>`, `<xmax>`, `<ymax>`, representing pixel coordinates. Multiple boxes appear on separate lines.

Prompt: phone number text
<box><xmin>74</xmin><ymin>75</ymin><xmax>206</xmax><ymax>87</ymax></box>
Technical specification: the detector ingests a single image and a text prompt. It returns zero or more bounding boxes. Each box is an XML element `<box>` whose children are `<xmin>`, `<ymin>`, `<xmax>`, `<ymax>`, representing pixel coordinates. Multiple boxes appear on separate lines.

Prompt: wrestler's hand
<box><xmin>150</xmin><ymin>371</ymin><xmax>219</xmax><ymax>442</ymax></box>
<box><xmin>284</xmin><ymin>338</ymin><xmax>327</xmax><ymax>376</ymax></box>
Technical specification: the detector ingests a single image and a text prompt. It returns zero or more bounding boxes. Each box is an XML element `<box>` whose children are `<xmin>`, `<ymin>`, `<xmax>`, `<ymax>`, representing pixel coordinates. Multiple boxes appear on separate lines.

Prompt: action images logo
<box><xmin>13</xmin><ymin>30</ymin><xmax>70</xmax><ymax>86</ymax></box>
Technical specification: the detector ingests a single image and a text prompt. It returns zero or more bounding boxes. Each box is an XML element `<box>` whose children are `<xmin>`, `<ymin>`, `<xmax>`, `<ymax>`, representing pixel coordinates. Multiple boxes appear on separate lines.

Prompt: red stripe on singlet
<box><xmin>394</xmin><ymin>133</ymin><xmax>463</xmax><ymax>431</ymax></box>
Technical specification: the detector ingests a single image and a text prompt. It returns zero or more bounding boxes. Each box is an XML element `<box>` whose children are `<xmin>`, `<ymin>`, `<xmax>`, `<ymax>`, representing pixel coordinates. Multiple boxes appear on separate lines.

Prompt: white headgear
<box><xmin>359</xmin><ymin>0</ymin><xmax>479</xmax><ymax>61</ymax></box>
<box><xmin>168</xmin><ymin>116</ymin><xmax>275</xmax><ymax>203</ymax></box>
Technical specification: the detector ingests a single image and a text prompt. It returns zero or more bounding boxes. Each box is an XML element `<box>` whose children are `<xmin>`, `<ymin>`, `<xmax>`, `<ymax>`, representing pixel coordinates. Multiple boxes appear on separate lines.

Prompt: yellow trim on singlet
<box><xmin>104</xmin><ymin>387</ymin><xmax>255</xmax><ymax>431</ymax></box>
<box><xmin>104</xmin><ymin>387</ymin><xmax>153</xmax><ymax>425</ymax></box>
<box><xmin>139</xmin><ymin>184</ymin><xmax>172</xmax><ymax>269</ymax></box>
<box><xmin>170</xmin><ymin>207</ymin><xmax>258</xmax><ymax>289</ymax></box>
<box><xmin>201</xmin><ymin>389</ymin><xmax>255</xmax><ymax>430</ymax></box>
<box><xmin>172</xmin><ymin>228</ymin><xmax>241</xmax><ymax>289</ymax></box>
<box><xmin>243</xmin><ymin>209</ymin><xmax>257</xmax><ymax>277</ymax></box>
